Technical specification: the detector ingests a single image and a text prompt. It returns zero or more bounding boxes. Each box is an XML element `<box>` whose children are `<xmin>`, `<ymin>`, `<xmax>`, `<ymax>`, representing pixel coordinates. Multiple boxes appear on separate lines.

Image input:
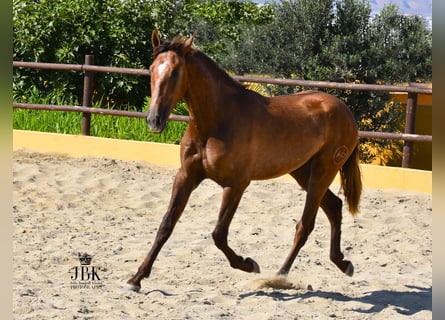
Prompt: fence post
<box><xmin>81</xmin><ymin>55</ymin><xmax>94</xmax><ymax>136</ymax></box>
<box><xmin>402</xmin><ymin>88</ymin><xmax>418</xmax><ymax>168</ymax></box>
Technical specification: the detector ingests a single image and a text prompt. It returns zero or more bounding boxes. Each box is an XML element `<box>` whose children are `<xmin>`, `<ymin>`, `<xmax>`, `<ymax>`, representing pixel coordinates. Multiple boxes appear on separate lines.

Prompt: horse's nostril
<box><xmin>155</xmin><ymin>115</ymin><xmax>162</xmax><ymax>127</ymax></box>
<box><xmin>146</xmin><ymin>111</ymin><xmax>165</xmax><ymax>133</ymax></box>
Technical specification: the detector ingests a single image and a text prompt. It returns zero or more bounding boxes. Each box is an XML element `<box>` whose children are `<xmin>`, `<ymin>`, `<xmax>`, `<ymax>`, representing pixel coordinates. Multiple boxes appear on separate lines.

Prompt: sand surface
<box><xmin>13</xmin><ymin>150</ymin><xmax>432</xmax><ymax>319</ymax></box>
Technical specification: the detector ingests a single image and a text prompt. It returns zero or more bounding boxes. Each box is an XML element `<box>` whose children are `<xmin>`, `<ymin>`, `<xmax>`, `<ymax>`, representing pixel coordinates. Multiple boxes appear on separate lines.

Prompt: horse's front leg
<box><xmin>212</xmin><ymin>184</ymin><xmax>260</xmax><ymax>273</ymax></box>
<box><xmin>125</xmin><ymin>169</ymin><xmax>200</xmax><ymax>292</ymax></box>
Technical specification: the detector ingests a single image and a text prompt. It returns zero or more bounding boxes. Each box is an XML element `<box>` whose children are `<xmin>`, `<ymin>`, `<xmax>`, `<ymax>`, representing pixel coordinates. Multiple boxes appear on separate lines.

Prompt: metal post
<box><xmin>81</xmin><ymin>55</ymin><xmax>94</xmax><ymax>136</ymax></box>
<box><xmin>402</xmin><ymin>90</ymin><xmax>418</xmax><ymax>168</ymax></box>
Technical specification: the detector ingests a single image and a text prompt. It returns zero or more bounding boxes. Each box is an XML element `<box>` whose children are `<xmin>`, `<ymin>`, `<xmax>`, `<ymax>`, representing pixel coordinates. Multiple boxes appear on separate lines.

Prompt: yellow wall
<box><xmin>13</xmin><ymin>129</ymin><xmax>180</xmax><ymax>167</ymax></box>
<box><xmin>13</xmin><ymin>130</ymin><xmax>431</xmax><ymax>193</ymax></box>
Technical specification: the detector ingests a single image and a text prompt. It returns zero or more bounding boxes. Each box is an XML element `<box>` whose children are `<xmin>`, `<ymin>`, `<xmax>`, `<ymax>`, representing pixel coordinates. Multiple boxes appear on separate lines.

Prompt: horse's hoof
<box><xmin>122</xmin><ymin>284</ymin><xmax>141</xmax><ymax>293</ymax></box>
<box><xmin>344</xmin><ymin>261</ymin><xmax>354</xmax><ymax>277</ymax></box>
<box><xmin>246</xmin><ymin>257</ymin><xmax>261</xmax><ymax>273</ymax></box>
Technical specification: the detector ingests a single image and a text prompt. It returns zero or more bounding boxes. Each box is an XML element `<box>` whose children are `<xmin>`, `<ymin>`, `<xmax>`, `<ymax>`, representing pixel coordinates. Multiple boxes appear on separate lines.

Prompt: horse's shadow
<box><xmin>239</xmin><ymin>284</ymin><xmax>431</xmax><ymax>316</ymax></box>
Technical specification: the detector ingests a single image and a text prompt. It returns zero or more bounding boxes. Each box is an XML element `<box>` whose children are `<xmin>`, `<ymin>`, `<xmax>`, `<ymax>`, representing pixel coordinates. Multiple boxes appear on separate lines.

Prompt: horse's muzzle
<box><xmin>146</xmin><ymin>111</ymin><xmax>167</xmax><ymax>133</ymax></box>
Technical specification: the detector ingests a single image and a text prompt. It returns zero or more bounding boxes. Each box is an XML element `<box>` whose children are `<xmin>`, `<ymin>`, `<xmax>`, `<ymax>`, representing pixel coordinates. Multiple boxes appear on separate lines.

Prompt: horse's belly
<box><xmin>251</xmin><ymin>147</ymin><xmax>315</xmax><ymax>180</ymax></box>
<box><xmin>251</xmin><ymin>161</ymin><xmax>304</xmax><ymax>180</ymax></box>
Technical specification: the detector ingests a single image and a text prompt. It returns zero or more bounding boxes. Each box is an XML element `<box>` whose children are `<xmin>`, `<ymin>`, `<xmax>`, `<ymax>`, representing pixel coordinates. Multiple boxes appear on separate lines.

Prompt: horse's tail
<box><xmin>340</xmin><ymin>144</ymin><xmax>362</xmax><ymax>216</ymax></box>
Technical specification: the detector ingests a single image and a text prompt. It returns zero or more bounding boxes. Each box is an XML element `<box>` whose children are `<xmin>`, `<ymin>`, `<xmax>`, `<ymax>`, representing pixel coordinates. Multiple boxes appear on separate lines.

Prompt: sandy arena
<box><xmin>13</xmin><ymin>150</ymin><xmax>431</xmax><ymax>319</ymax></box>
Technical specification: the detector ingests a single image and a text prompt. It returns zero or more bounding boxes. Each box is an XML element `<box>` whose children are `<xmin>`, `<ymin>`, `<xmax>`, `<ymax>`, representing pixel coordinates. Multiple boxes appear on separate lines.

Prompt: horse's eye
<box><xmin>171</xmin><ymin>69</ymin><xmax>179</xmax><ymax>78</ymax></box>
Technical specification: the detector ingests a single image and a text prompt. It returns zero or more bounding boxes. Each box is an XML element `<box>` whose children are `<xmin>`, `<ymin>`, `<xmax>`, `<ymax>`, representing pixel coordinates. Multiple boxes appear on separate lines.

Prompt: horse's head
<box><xmin>146</xmin><ymin>29</ymin><xmax>194</xmax><ymax>133</ymax></box>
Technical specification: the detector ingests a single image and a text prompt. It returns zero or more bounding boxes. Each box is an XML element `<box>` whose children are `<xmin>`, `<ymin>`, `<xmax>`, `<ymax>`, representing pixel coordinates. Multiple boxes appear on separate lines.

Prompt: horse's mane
<box><xmin>154</xmin><ymin>35</ymin><xmax>245</xmax><ymax>91</ymax></box>
<box><xmin>153</xmin><ymin>35</ymin><xmax>188</xmax><ymax>58</ymax></box>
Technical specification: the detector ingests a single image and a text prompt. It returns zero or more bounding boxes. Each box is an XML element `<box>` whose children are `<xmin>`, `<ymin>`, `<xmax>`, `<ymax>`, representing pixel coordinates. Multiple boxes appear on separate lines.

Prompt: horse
<box><xmin>125</xmin><ymin>29</ymin><xmax>362</xmax><ymax>292</ymax></box>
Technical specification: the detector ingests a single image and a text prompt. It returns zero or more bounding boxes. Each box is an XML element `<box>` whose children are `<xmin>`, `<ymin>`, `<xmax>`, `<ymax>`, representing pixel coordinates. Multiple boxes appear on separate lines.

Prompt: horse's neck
<box><xmin>183</xmin><ymin>53</ymin><xmax>243</xmax><ymax>137</ymax></box>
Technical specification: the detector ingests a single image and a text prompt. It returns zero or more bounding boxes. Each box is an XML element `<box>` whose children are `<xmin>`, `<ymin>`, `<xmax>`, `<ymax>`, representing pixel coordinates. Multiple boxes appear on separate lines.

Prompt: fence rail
<box><xmin>13</xmin><ymin>56</ymin><xmax>432</xmax><ymax>168</ymax></box>
<box><xmin>12</xmin><ymin>102</ymin><xmax>190</xmax><ymax>122</ymax></box>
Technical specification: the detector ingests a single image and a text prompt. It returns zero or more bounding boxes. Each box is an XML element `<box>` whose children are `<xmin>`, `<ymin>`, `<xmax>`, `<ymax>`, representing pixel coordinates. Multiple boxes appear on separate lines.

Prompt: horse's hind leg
<box><xmin>277</xmin><ymin>186</ymin><xmax>324</xmax><ymax>274</ymax></box>
<box><xmin>287</xmin><ymin>163</ymin><xmax>353</xmax><ymax>276</ymax></box>
<box><xmin>125</xmin><ymin>169</ymin><xmax>201</xmax><ymax>292</ymax></box>
<box><xmin>212</xmin><ymin>184</ymin><xmax>260</xmax><ymax>273</ymax></box>
<box><xmin>320</xmin><ymin>190</ymin><xmax>354</xmax><ymax>276</ymax></box>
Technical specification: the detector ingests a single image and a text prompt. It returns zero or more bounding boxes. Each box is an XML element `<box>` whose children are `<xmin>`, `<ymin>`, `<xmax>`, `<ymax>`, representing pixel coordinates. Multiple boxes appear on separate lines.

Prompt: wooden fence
<box><xmin>13</xmin><ymin>55</ymin><xmax>432</xmax><ymax>168</ymax></box>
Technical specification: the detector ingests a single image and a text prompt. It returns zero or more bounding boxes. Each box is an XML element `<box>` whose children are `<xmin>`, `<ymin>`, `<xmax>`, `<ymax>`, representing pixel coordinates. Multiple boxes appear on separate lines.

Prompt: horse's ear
<box><xmin>152</xmin><ymin>29</ymin><xmax>161</xmax><ymax>50</ymax></box>
<box><xmin>183</xmin><ymin>35</ymin><xmax>195</xmax><ymax>55</ymax></box>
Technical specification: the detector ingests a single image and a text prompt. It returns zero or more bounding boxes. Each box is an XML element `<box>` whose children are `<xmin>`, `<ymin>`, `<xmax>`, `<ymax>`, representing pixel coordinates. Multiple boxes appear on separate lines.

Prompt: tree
<box><xmin>366</xmin><ymin>4</ymin><xmax>432</xmax><ymax>83</ymax></box>
<box><xmin>14</xmin><ymin>0</ymin><xmax>158</xmax><ymax>108</ymax></box>
<box><xmin>13</xmin><ymin>0</ymin><xmax>272</xmax><ymax>108</ymax></box>
<box><xmin>222</xmin><ymin>0</ymin><xmax>335</xmax><ymax>76</ymax></box>
<box><xmin>167</xmin><ymin>0</ymin><xmax>274</xmax><ymax>64</ymax></box>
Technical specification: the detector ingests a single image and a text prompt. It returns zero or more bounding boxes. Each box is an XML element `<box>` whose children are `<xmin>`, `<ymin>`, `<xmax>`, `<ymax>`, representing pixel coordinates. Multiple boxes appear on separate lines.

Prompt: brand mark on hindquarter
<box><xmin>333</xmin><ymin>146</ymin><xmax>348</xmax><ymax>164</ymax></box>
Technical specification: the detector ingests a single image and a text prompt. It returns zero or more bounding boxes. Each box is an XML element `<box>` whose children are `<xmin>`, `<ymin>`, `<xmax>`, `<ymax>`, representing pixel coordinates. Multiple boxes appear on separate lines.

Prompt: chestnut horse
<box><xmin>126</xmin><ymin>29</ymin><xmax>362</xmax><ymax>292</ymax></box>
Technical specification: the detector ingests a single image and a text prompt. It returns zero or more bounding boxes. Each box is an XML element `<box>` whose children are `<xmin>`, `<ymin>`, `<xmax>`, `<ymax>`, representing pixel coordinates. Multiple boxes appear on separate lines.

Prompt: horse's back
<box><xmin>268</xmin><ymin>90</ymin><xmax>351</xmax><ymax>117</ymax></box>
<box><xmin>263</xmin><ymin>90</ymin><xmax>356</xmax><ymax>136</ymax></box>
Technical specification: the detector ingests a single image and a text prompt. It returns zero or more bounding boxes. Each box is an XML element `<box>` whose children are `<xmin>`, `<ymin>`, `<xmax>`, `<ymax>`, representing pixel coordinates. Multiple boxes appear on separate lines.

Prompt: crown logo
<box><xmin>78</xmin><ymin>252</ymin><xmax>92</xmax><ymax>265</ymax></box>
